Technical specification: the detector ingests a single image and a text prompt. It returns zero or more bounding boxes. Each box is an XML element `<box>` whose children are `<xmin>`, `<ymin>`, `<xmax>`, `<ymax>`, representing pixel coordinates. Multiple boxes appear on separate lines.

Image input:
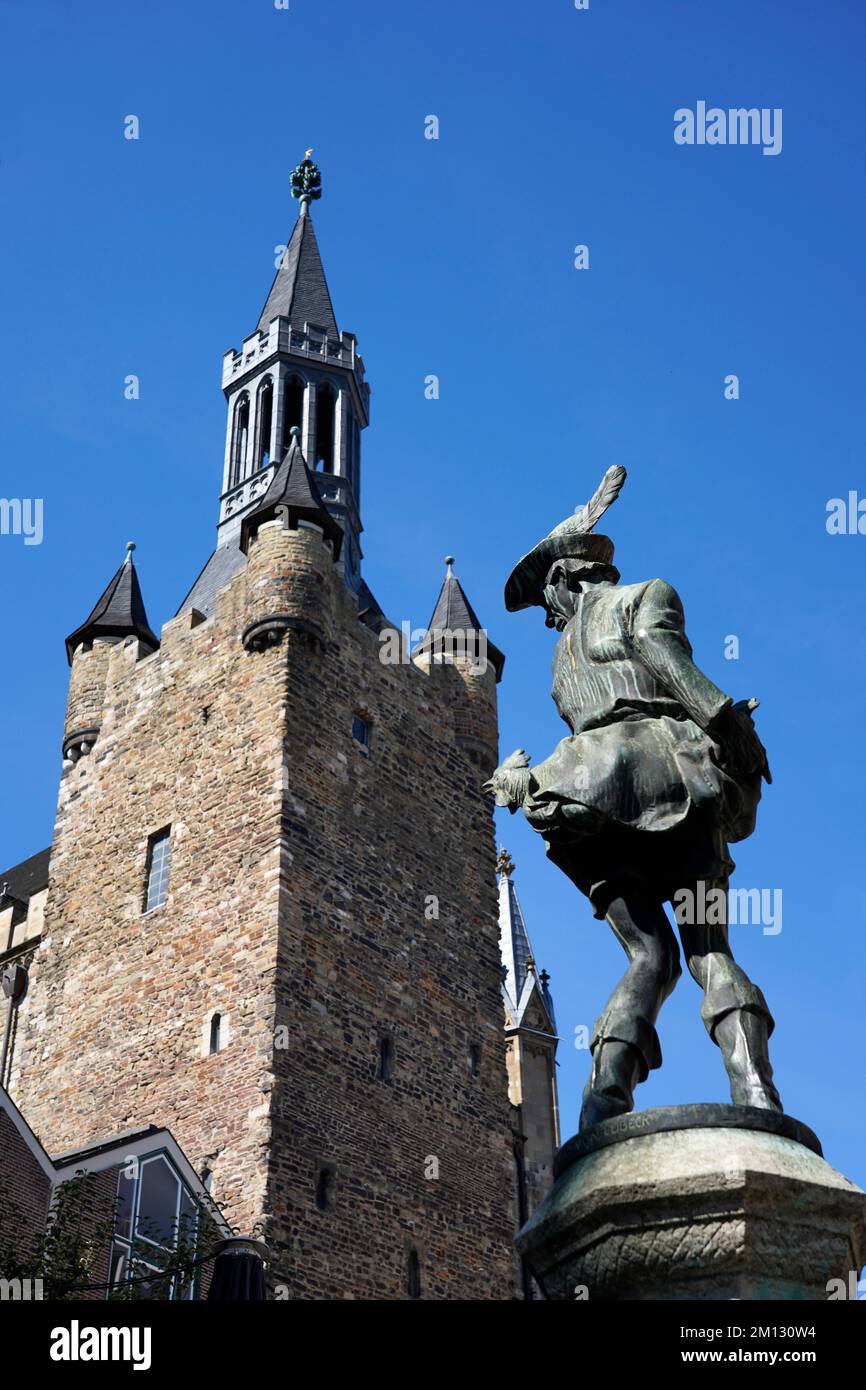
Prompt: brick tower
<box><xmin>6</xmin><ymin>160</ymin><xmax>518</xmax><ymax>1299</ymax></box>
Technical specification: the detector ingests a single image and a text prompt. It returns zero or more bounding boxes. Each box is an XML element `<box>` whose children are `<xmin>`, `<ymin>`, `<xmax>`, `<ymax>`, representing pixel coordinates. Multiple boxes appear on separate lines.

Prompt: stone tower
<box><xmin>497</xmin><ymin>849</ymin><xmax>560</xmax><ymax>1292</ymax></box>
<box><xmin>7</xmin><ymin>162</ymin><xmax>517</xmax><ymax>1299</ymax></box>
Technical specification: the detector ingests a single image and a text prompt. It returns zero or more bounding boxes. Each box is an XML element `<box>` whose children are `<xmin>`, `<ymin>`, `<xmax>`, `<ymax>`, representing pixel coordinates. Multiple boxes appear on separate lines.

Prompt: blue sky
<box><xmin>1</xmin><ymin>1</ymin><xmax>864</xmax><ymax>1184</ymax></box>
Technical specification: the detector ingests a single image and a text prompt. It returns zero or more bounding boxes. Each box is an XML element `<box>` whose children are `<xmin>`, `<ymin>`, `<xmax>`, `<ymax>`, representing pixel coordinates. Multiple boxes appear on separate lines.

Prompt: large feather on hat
<box><xmin>504</xmin><ymin>466</ymin><xmax>627</xmax><ymax>611</ymax></box>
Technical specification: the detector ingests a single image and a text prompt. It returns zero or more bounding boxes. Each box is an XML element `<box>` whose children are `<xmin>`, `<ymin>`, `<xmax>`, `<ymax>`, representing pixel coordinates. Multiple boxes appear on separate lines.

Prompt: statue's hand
<box><xmin>709</xmin><ymin>699</ymin><xmax>772</xmax><ymax>784</ymax></box>
<box><xmin>483</xmin><ymin>749</ymin><xmax>532</xmax><ymax>812</ymax></box>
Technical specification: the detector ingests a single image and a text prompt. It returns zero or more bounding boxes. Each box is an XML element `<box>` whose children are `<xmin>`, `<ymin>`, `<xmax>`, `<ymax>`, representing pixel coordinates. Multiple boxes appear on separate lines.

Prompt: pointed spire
<box><xmin>239</xmin><ymin>426</ymin><xmax>343</xmax><ymax>558</ymax></box>
<box><xmin>65</xmin><ymin>544</ymin><xmax>159</xmax><ymax>665</ymax></box>
<box><xmin>498</xmin><ymin>850</ymin><xmax>533</xmax><ymax>1009</ymax></box>
<box><xmin>256</xmin><ymin>178</ymin><xmax>337</xmax><ymax>336</ymax></box>
<box><xmin>497</xmin><ymin>851</ymin><xmax>556</xmax><ymax>1033</ymax></box>
<box><xmin>412</xmin><ymin>556</ymin><xmax>505</xmax><ymax>680</ymax></box>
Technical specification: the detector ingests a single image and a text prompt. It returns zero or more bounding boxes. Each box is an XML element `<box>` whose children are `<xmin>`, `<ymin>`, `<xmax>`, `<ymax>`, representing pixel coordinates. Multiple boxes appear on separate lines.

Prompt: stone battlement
<box><xmin>222</xmin><ymin>317</ymin><xmax>365</xmax><ymax>394</ymax></box>
<box><xmin>61</xmin><ymin>530</ymin><xmax>499</xmax><ymax>792</ymax></box>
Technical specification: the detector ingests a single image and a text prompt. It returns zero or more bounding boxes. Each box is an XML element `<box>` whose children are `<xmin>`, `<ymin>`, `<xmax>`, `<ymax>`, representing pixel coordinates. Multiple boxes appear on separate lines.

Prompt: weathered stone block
<box><xmin>517</xmin><ymin>1106</ymin><xmax>866</xmax><ymax>1300</ymax></box>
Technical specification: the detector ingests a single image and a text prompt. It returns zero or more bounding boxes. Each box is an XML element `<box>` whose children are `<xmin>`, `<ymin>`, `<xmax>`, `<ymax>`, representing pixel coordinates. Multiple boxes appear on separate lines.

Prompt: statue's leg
<box><xmin>677</xmin><ymin>879</ymin><xmax>782</xmax><ymax>1112</ymax></box>
<box><xmin>580</xmin><ymin>891</ymin><xmax>681</xmax><ymax>1130</ymax></box>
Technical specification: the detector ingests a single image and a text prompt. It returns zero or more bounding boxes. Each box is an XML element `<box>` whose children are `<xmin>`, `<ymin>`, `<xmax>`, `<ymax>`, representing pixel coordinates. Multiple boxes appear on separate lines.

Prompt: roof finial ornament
<box><xmin>291</xmin><ymin>150</ymin><xmax>322</xmax><ymax>215</ymax></box>
<box><xmin>444</xmin><ymin>554</ymin><xmax>455</xmax><ymax>575</ymax></box>
<box><xmin>496</xmin><ymin>848</ymin><xmax>515</xmax><ymax>877</ymax></box>
<box><xmin>125</xmin><ymin>541</ymin><xmax>136</xmax><ymax>563</ymax></box>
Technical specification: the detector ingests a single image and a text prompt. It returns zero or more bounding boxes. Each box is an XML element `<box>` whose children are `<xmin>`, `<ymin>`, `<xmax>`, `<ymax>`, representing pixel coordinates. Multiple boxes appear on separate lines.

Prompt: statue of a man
<box><xmin>487</xmin><ymin>467</ymin><xmax>782</xmax><ymax>1130</ymax></box>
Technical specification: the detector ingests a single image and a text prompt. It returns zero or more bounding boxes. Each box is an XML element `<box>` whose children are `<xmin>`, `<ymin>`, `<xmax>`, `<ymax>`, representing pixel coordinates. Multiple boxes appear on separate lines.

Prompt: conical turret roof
<box><xmin>256</xmin><ymin>204</ymin><xmax>338</xmax><ymax>337</ymax></box>
<box><xmin>412</xmin><ymin>557</ymin><xmax>505</xmax><ymax>680</ymax></box>
<box><xmin>239</xmin><ymin>428</ymin><xmax>343</xmax><ymax>558</ymax></box>
<box><xmin>65</xmin><ymin>545</ymin><xmax>159</xmax><ymax>665</ymax></box>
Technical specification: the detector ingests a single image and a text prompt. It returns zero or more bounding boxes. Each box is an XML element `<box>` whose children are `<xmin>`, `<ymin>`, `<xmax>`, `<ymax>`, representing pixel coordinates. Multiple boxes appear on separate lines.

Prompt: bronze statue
<box><xmin>487</xmin><ymin>468</ymin><xmax>782</xmax><ymax>1130</ymax></box>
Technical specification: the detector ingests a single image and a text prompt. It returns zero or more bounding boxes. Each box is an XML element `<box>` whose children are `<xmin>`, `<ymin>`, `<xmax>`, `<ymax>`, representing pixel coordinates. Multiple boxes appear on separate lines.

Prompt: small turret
<box><xmin>239</xmin><ymin>429</ymin><xmax>339</xmax><ymax>653</ymax></box>
<box><xmin>413</xmin><ymin>556</ymin><xmax>504</xmax><ymax>774</ymax></box>
<box><xmin>62</xmin><ymin>544</ymin><xmax>159</xmax><ymax>767</ymax></box>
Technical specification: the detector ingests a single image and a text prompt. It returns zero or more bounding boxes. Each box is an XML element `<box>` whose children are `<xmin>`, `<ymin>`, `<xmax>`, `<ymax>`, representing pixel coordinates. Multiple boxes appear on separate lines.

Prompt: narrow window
<box><xmin>351</xmin><ymin>419</ymin><xmax>361</xmax><ymax>493</ymax></box>
<box><xmin>345</xmin><ymin>410</ymin><xmax>355</xmax><ymax>488</ymax></box>
<box><xmin>315</xmin><ymin>1167</ymin><xmax>335</xmax><ymax>1212</ymax></box>
<box><xmin>209</xmin><ymin>1012</ymin><xmax>222</xmax><ymax>1055</ymax></box>
<box><xmin>469</xmin><ymin>1043</ymin><xmax>481</xmax><ymax>1078</ymax></box>
<box><xmin>144</xmin><ymin>828</ymin><xmax>172</xmax><ymax>912</ymax></box>
<box><xmin>407</xmin><ymin>1248</ymin><xmax>421</xmax><ymax>1300</ymax></box>
<box><xmin>315</xmin><ymin>382</ymin><xmax>336</xmax><ymax>471</ymax></box>
<box><xmin>257</xmin><ymin>378</ymin><xmax>273</xmax><ymax>470</ymax></box>
<box><xmin>377</xmin><ymin>1033</ymin><xmax>394</xmax><ymax>1082</ymax></box>
<box><xmin>283</xmin><ymin>376</ymin><xmax>304</xmax><ymax>452</ymax></box>
<box><xmin>352</xmin><ymin>715</ymin><xmax>371</xmax><ymax>748</ymax></box>
<box><xmin>232</xmin><ymin>394</ymin><xmax>250</xmax><ymax>485</ymax></box>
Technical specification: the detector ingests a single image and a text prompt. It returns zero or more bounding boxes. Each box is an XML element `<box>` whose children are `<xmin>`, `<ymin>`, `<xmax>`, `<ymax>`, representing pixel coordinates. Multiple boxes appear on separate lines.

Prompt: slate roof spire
<box><xmin>256</xmin><ymin>154</ymin><xmax>337</xmax><ymax>336</ymax></box>
<box><xmin>65</xmin><ymin>543</ymin><xmax>160</xmax><ymax>665</ymax></box>
<box><xmin>497</xmin><ymin>849</ymin><xmax>556</xmax><ymax>1032</ymax></box>
<box><xmin>240</xmin><ymin>426</ymin><xmax>343</xmax><ymax>558</ymax></box>
<box><xmin>412</xmin><ymin>556</ymin><xmax>505</xmax><ymax>680</ymax></box>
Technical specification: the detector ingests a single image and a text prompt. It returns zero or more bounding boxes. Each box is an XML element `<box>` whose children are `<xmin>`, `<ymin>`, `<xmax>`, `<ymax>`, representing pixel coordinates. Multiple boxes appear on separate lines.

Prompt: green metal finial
<box><xmin>291</xmin><ymin>150</ymin><xmax>322</xmax><ymax>206</ymax></box>
<box><xmin>125</xmin><ymin>541</ymin><xmax>136</xmax><ymax>562</ymax></box>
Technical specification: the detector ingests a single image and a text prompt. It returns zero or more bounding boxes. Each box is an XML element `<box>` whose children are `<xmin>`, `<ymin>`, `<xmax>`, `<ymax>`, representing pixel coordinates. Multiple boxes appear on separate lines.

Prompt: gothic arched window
<box><xmin>256</xmin><ymin>378</ymin><xmax>274</xmax><ymax>470</ymax></box>
<box><xmin>315</xmin><ymin>382</ymin><xmax>336</xmax><ymax>472</ymax></box>
<box><xmin>209</xmin><ymin>1012</ymin><xmax>222</xmax><ymax>1055</ymax></box>
<box><xmin>231</xmin><ymin>394</ymin><xmax>250</xmax><ymax>486</ymax></box>
<box><xmin>282</xmin><ymin>375</ymin><xmax>304</xmax><ymax>454</ymax></box>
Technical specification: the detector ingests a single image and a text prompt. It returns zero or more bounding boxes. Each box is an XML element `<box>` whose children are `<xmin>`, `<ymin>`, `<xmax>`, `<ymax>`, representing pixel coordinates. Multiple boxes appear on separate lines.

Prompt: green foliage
<box><xmin>0</xmin><ymin>1170</ymin><xmax>217</xmax><ymax>1301</ymax></box>
<box><xmin>0</xmin><ymin>1171</ymin><xmax>114</xmax><ymax>1298</ymax></box>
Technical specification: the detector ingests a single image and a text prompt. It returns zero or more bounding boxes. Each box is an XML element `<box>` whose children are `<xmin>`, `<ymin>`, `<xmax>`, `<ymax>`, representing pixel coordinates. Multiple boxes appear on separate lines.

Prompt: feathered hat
<box><xmin>504</xmin><ymin>466</ymin><xmax>627</xmax><ymax>611</ymax></box>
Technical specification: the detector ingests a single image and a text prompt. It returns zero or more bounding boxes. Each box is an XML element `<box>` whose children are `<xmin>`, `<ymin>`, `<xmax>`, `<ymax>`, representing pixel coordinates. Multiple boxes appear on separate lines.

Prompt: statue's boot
<box><xmin>579</xmin><ymin>1012</ymin><xmax>662</xmax><ymax>1130</ymax></box>
<box><xmin>701</xmin><ymin>974</ymin><xmax>782</xmax><ymax>1112</ymax></box>
<box><xmin>713</xmin><ymin>1007</ymin><xmax>782</xmax><ymax>1112</ymax></box>
<box><xmin>579</xmin><ymin>1040</ymin><xmax>644</xmax><ymax>1129</ymax></box>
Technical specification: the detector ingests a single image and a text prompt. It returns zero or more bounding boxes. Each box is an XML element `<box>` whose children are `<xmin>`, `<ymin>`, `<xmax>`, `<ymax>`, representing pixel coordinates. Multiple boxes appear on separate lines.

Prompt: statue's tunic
<box><xmin>524</xmin><ymin>579</ymin><xmax>764</xmax><ymax>912</ymax></box>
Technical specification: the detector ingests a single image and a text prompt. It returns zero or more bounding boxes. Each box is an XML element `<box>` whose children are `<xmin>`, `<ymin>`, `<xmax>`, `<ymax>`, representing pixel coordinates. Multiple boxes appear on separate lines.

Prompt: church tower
<box><xmin>7</xmin><ymin>157</ymin><xmax>517</xmax><ymax>1299</ymax></box>
<box><xmin>497</xmin><ymin>849</ymin><xmax>560</xmax><ymax>1293</ymax></box>
<box><xmin>183</xmin><ymin>153</ymin><xmax>369</xmax><ymax>612</ymax></box>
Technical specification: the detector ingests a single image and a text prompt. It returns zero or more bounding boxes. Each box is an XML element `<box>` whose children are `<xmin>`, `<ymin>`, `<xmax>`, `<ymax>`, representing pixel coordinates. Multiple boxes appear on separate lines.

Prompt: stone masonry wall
<box><xmin>264</xmin><ymin>539</ymin><xmax>513</xmax><ymax>1298</ymax></box>
<box><xmin>9</xmin><ymin>529</ymin><xmax>515</xmax><ymax>1298</ymax></box>
<box><xmin>10</xmin><ymin>568</ymin><xmax>282</xmax><ymax>1241</ymax></box>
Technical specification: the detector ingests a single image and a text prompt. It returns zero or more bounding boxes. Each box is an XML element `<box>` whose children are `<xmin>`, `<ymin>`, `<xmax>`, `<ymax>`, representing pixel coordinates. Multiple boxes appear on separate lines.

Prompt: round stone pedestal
<box><xmin>515</xmin><ymin>1105</ymin><xmax>866</xmax><ymax>1301</ymax></box>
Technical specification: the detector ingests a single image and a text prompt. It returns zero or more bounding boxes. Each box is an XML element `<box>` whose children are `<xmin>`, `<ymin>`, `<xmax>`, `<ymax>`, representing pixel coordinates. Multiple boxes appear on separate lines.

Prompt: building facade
<box><xmin>0</xmin><ymin>169</ymin><xmax>559</xmax><ymax>1299</ymax></box>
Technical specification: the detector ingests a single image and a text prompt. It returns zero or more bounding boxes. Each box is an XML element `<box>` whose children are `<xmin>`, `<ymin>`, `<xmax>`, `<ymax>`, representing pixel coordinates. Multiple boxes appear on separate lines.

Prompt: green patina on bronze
<box><xmin>291</xmin><ymin>151</ymin><xmax>322</xmax><ymax>203</ymax></box>
<box><xmin>488</xmin><ymin>467</ymin><xmax>782</xmax><ymax>1132</ymax></box>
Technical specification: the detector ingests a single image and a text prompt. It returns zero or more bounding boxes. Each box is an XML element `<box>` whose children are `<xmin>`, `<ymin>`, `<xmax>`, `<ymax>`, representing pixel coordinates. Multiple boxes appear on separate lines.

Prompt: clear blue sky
<box><xmin>1</xmin><ymin>1</ymin><xmax>864</xmax><ymax>1185</ymax></box>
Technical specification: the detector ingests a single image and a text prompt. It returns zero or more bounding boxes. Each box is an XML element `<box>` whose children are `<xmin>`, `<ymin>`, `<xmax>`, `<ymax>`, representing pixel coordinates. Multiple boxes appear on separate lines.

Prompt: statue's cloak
<box><xmin>523</xmin><ymin>579</ymin><xmax>764</xmax><ymax>913</ymax></box>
